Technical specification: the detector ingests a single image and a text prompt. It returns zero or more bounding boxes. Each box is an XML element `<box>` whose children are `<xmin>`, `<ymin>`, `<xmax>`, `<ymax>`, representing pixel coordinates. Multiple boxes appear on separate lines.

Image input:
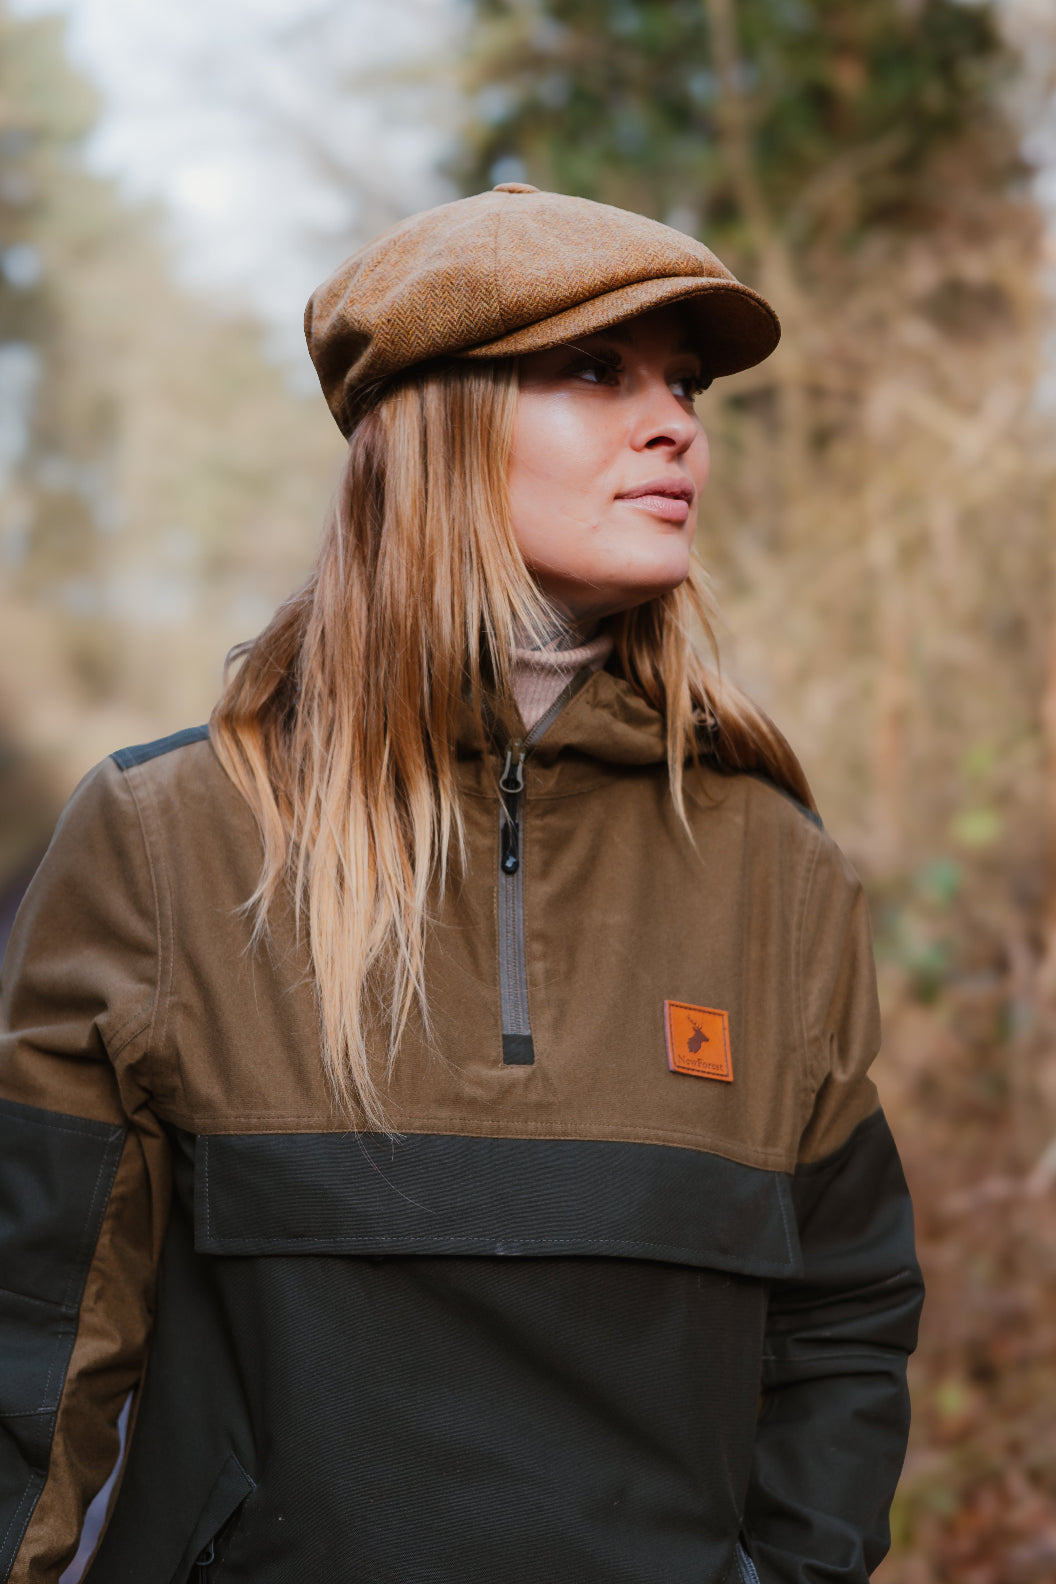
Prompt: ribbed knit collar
<box><xmin>511</xmin><ymin>626</ymin><xmax>614</xmax><ymax>732</ymax></box>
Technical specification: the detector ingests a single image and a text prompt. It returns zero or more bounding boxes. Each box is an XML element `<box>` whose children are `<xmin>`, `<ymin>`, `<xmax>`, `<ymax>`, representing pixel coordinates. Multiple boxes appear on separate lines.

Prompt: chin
<box><xmin>621</xmin><ymin>557</ymin><xmax>694</xmax><ymax>603</ymax></box>
<box><xmin>622</xmin><ymin>582</ymin><xmax>687</xmax><ymax>610</ymax></box>
<box><xmin>534</xmin><ymin>553</ymin><xmax>693</xmax><ymax>620</ymax></box>
<box><xmin>597</xmin><ymin>575</ymin><xmax>691</xmax><ymax>617</ymax></box>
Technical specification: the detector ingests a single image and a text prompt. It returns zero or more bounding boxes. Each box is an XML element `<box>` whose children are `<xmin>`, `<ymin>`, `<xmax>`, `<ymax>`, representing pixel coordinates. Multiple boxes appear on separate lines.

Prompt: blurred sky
<box><xmin>9</xmin><ymin>0</ymin><xmax>458</xmax><ymax>378</ymax></box>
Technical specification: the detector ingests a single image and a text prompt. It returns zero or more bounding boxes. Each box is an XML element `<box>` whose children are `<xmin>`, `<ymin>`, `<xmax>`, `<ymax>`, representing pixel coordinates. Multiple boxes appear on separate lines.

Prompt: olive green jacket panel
<box><xmin>5</xmin><ymin>675</ymin><xmax>881</xmax><ymax>1172</ymax></box>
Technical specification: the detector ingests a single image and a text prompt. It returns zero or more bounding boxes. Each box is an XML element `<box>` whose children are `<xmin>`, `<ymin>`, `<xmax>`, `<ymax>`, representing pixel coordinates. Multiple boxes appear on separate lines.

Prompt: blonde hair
<box><xmin>211</xmin><ymin>358</ymin><xmax>813</xmax><ymax>1127</ymax></box>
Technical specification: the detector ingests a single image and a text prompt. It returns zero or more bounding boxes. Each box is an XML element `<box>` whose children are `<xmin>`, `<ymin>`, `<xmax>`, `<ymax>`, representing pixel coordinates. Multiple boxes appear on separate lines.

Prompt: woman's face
<box><xmin>508</xmin><ymin>305</ymin><xmax>710</xmax><ymax>623</ymax></box>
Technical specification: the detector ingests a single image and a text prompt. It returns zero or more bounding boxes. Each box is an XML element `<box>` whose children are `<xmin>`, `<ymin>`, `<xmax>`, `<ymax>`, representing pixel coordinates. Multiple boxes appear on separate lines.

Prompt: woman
<box><xmin>0</xmin><ymin>185</ymin><xmax>922</xmax><ymax>1584</ymax></box>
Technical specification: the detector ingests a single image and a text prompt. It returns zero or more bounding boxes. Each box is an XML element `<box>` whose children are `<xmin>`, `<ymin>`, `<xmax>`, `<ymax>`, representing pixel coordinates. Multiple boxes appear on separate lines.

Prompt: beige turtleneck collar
<box><xmin>511</xmin><ymin>624</ymin><xmax>614</xmax><ymax>732</ymax></box>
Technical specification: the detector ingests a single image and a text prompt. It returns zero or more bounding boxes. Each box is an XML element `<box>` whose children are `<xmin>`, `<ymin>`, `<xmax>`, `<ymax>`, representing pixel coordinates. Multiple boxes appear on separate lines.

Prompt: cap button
<box><xmin>492</xmin><ymin>181</ymin><xmax>539</xmax><ymax>194</ymax></box>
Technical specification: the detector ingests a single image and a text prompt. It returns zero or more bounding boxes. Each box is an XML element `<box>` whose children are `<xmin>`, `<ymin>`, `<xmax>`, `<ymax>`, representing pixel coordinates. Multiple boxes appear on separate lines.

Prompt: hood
<box><xmin>456</xmin><ymin>668</ymin><xmax>677</xmax><ymax>793</ymax></box>
<box><xmin>529</xmin><ymin>669</ymin><xmax>670</xmax><ymax>768</ymax></box>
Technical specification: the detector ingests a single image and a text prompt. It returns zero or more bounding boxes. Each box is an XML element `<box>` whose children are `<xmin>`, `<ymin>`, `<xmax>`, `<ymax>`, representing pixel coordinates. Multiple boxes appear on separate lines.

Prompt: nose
<box><xmin>631</xmin><ymin>375</ymin><xmax>700</xmax><ymax>457</ymax></box>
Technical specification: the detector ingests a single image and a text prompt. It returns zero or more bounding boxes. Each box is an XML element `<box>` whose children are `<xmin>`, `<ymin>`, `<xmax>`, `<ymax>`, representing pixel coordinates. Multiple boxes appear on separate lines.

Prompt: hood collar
<box><xmin>458</xmin><ymin>668</ymin><xmax>671</xmax><ymax>769</ymax></box>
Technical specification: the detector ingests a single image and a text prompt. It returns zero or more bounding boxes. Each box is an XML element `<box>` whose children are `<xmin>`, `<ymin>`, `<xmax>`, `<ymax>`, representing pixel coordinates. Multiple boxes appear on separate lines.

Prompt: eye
<box><xmin>670</xmin><ymin>371</ymin><xmax>710</xmax><ymax>401</ymax></box>
<box><xmin>561</xmin><ymin>348</ymin><xmax>622</xmax><ymax>386</ymax></box>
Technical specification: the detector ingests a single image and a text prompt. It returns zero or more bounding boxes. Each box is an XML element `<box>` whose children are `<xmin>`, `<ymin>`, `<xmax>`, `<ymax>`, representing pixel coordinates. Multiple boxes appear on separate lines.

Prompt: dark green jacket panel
<box><xmin>0</xmin><ymin>1099</ymin><xmax>124</xmax><ymax>1577</ymax></box>
<box><xmin>92</xmin><ymin>1127</ymin><xmax>783</xmax><ymax>1584</ymax></box>
<box><xmin>87</xmin><ymin>1117</ymin><xmax>921</xmax><ymax>1584</ymax></box>
<box><xmin>194</xmin><ymin>1129</ymin><xmax>801</xmax><ymax>1274</ymax></box>
<box><xmin>744</xmin><ymin>1110</ymin><xmax>923</xmax><ymax>1583</ymax></box>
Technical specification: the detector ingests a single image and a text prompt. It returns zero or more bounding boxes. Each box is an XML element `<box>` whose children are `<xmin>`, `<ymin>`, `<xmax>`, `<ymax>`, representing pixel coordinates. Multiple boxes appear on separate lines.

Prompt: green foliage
<box><xmin>456</xmin><ymin>0</ymin><xmax>1013</xmax><ymax>245</ymax></box>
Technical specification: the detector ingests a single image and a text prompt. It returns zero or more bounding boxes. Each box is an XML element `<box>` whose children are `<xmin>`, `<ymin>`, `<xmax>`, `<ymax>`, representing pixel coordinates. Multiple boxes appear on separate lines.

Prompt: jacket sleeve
<box><xmin>741</xmin><ymin>839</ymin><xmax>924</xmax><ymax>1584</ymax></box>
<box><xmin>0</xmin><ymin>758</ymin><xmax>171</xmax><ymax>1584</ymax></box>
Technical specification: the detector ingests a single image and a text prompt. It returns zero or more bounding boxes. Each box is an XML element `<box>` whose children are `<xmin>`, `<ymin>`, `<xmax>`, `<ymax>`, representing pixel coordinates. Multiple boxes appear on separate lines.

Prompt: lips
<box><xmin>617</xmin><ymin>477</ymin><xmax>695</xmax><ymax>524</ymax></box>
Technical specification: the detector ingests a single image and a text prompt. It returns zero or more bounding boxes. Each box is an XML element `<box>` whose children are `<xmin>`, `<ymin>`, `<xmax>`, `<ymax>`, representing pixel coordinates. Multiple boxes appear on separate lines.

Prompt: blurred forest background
<box><xmin>2</xmin><ymin>0</ymin><xmax>1056</xmax><ymax>1579</ymax></box>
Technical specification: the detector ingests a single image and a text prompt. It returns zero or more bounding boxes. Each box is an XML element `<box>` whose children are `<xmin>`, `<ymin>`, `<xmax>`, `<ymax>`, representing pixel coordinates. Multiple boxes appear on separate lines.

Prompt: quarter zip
<box><xmin>496</xmin><ymin>669</ymin><xmax>594</xmax><ymax>1066</ymax></box>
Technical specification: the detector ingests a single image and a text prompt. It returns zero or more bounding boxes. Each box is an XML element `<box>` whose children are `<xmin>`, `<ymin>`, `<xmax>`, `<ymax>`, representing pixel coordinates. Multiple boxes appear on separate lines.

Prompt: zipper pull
<box><xmin>499</xmin><ymin>744</ymin><xmax>526</xmax><ymax>876</ymax></box>
<box><xmin>197</xmin><ymin>1540</ymin><xmax>215</xmax><ymax>1582</ymax></box>
<box><xmin>500</xmin><ymin>815</ymin><xmax>519</xmax><ymax>874</ymax></box>
<box><xmin>499</xmin><ymin>743</ymin><xmax>526</xmax><ymax>796</ymax></box>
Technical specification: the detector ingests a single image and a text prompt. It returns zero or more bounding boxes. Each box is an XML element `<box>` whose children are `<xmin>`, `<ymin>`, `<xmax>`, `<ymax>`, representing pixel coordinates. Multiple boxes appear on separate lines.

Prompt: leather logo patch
<box><xmin>664</xmin><ymin>1001</ymin><xmax>732</xmax><ymax>1081</ymax></box>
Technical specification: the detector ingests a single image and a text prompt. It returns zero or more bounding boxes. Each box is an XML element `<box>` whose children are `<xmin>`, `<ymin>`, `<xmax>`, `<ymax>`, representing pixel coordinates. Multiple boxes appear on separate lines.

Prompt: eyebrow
<box><xmin>576</xmin><ymin>326</ymin><xmax>701</xmax><ymax>359</ymax></box>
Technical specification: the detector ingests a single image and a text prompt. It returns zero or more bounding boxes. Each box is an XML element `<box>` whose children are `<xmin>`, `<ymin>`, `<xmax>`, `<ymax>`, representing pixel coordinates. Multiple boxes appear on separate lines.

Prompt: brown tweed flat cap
<box><xmin>305</xmin><ymin>183</ymin><xmax>780</xmax><ymax>435</ymax></box>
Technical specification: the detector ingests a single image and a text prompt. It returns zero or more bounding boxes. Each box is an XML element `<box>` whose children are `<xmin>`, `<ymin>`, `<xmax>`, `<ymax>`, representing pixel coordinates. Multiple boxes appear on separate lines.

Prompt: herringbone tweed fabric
<box><xmin>305</xmin><ymin>183</ymin><xmax>781</xmax><ymax>435</ymax></box>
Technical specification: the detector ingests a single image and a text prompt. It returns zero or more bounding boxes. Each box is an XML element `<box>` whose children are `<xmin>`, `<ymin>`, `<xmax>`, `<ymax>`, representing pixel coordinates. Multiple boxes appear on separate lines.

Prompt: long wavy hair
<box><xmin>211</xmin><ymin>357</ymin><xmax>813</xmax><ymax>1127</ymax></box>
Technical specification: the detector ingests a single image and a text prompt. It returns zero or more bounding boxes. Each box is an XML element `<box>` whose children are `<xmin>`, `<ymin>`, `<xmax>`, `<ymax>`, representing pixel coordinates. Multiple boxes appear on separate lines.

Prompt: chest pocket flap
<box><xmin>195</xmin><ymin>1131</ymin><xmax>803</xmax><ymax>1279</ymax></box>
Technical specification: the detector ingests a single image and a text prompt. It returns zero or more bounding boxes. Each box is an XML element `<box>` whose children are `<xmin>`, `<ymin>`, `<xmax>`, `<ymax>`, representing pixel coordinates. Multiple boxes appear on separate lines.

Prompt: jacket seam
<box><xmin>83</xmin><ymin>765</ymin><xmax>160</xmax><ymax>1062</ymax></box>
<box><xmin>793</xmin><ymin>836</ymin><xmax>824</xmax><ymax>1111</ymax></box>
<box><xmin>0</xmin><ymin>1407</ymin><xmax>65</xmax><ymax>1420</ymax></box>
<box><xmin>197</xmin><ymin>1229</ymin><xmax>797</xmax><ymax>1269</ymax></box>
<box><xmin>0</xmin><ymin>1106</ymin><xmax>122</xmax><ymax>1142</ymax></box>
<box><xmin>793</xmin><ymin>1106</ymin><xmax>885</xmax><ymax>1176</ymax></box>
<box><xmin>119</xmin><ymin>765</ymin><xmax>172</xmax><ymax>1074</ymax></box>
<box><xmin>15</xmin><ymin>1319</ymin><xmax>68</xmax><ymax>1419</ymax></box>
<box><xmin>2</xmin><ymin>1126</ymin><xmax>125</xmax><ymax>1573</ymax></box>
<box><xmin>106</xmin><ymin>1007</ymin><xmax>154</xmax><ymax>1057</ymax></box>
<box><xmin>175</xmin><ymin>1115</ymin><xmax>798</xmax><ymax>1168</ymax></box>
<box><xmin>204</xmin><ymin>1133</ymin><xmax>212</xmax><ymax>1241</ymax></box>
<box><xmin>772</xmin><ymin>1176</ymin><xmax>797</xmax><ymax>1267</ymax></box>
<box><xmin>0</xmin><ymin>1283</ymin><xmax>66</xmax><ymax>1312</ymax></box>
<box><xmin>101</xmin><ymin>767</ymin><xmax>163</xmax><ymax>1063</ymax></box>
<box><xmin>58</xmin><ymin>1128</ymin><xmax>125</xmax><ymax>1316</ymax></box>
<box><xmin>0</xmin><ymin>1473</ymin><xmax>43</xmax><ymax>1575</ymax></box>
<box><xmin>761</xmin><ymin>1348</ymin><xmax>907</xmax><ymax>1363</ymax></box>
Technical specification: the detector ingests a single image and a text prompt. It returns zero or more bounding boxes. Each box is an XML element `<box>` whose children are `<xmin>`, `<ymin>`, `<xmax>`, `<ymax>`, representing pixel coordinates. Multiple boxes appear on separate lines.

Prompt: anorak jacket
<box><xmin>0</xmin><ymin>669</ymin><xmax>922</xmax><ymax>1584</ymax></box>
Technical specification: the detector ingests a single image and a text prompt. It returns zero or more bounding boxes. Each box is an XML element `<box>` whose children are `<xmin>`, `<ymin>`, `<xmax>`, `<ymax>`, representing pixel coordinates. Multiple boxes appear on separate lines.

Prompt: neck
<box><xmin>514</xmin><ymin>609</ymin><xmax>601</xmax><ymax>652</ymax></box>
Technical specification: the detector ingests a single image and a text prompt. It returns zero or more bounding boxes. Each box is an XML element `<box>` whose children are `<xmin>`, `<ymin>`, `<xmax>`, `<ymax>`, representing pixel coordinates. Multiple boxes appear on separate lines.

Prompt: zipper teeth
<box><xmin>499</xmin><ymin>843</ymin><xmax>531</xmax><ymax>1035</ymax></box>
<box><xmin>736</xmin><ymin>1541</ymin><xmax>761</xmax><ymax>1584</ymax></box>
<box><xmin>496</xmin><ymin>664</ymin><xmax>597</xmax><ymax>1062</ymax></box>
<box><xmin>522</xmin><ymin>665</ymin><xmax>593</xmax><ymax>747</ymax></box>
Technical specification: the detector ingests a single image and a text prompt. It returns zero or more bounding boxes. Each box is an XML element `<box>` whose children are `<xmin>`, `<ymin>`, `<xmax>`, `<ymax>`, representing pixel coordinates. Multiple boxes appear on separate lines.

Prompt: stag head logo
<box><xmin>686</xmin><ymin>1017</ymin><xmax>710</xmax><ymax>1054</ymax></box>
<box><xmin>664</xmin><ymin>1000</ymin><xmax>733</xmax><ymax>1082</ymax></box>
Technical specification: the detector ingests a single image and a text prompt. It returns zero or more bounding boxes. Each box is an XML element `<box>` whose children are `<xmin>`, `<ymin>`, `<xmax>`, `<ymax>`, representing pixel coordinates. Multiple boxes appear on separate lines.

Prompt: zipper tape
<box><xmin>495</xmin><ymin>667</ymin><xmax>596</xmax><ymax>1068</ymax></box>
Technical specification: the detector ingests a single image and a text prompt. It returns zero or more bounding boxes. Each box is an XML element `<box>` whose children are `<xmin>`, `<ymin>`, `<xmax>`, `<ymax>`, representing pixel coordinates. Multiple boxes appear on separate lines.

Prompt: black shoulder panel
<box><xmin>744</xmin><ymin>771</ymin><xmax>824</xmax><ymax>831</ymax></box>
<box><xmin>111</xmin><ymin>723</ymin><xmax>209</xmax><ymax>772</ymax></box>
<box><xmin>696</xmin><ymin>736</ymin><xmax>824</xmax><ymax>832</ymax></box>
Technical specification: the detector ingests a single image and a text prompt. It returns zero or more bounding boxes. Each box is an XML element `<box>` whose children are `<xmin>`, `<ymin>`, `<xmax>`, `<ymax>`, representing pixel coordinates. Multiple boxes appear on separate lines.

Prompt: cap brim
<box><xmin>456</xmin><ymin>274</ymin><xmax>780</xmax><ymax>378</ymax></box>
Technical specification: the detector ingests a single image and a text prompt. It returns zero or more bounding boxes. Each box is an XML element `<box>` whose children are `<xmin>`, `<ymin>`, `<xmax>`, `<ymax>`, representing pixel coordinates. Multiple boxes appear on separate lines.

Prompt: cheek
<box><xmin>508</xmin><ymin>395</ymin><xmax>612</xmax><ymax>555</ymax></box>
